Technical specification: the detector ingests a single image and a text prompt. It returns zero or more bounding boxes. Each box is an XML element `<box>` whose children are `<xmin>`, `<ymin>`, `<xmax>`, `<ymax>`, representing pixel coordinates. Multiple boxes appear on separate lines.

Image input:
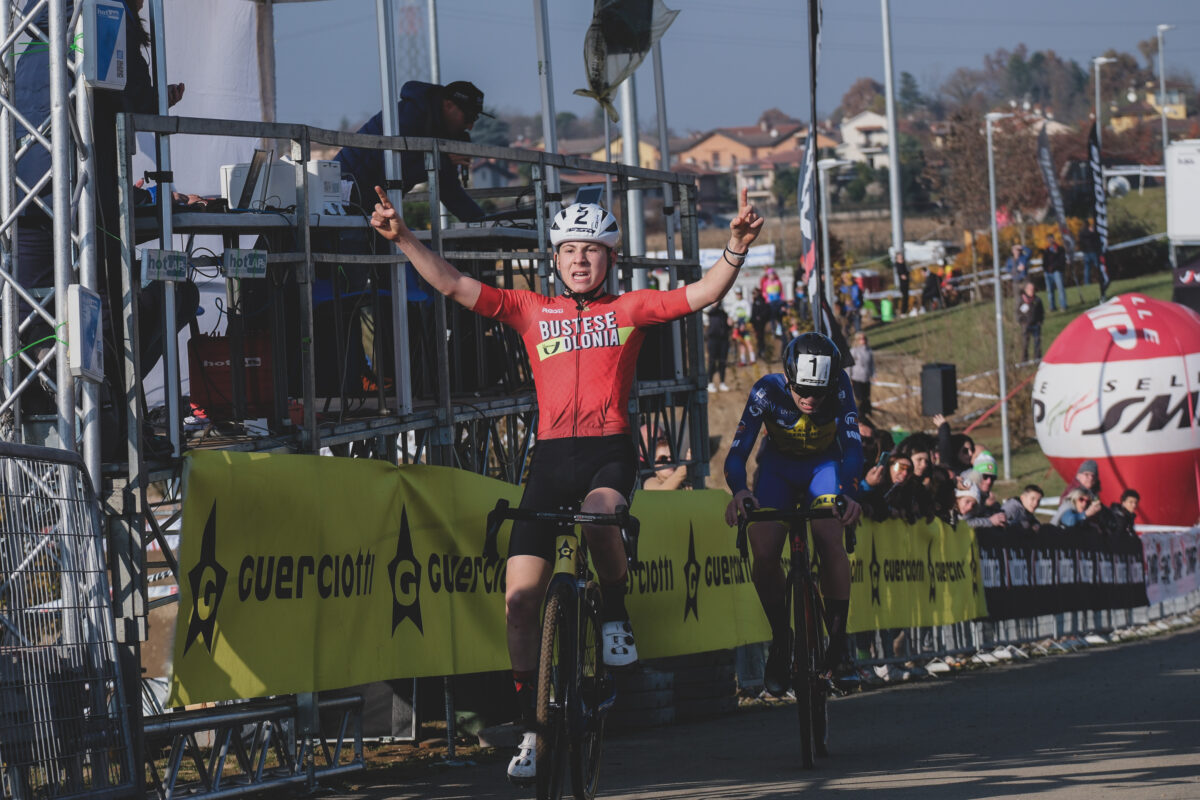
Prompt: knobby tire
<box><xmin>790</xmin><ymin>570</ymin><xmax>816</xmax><ymax>769</ymax></box>
<box><xmin>569</xmin><ymin>582</ymin><xmax>607</xmax><ymax>800</ymax></box>
<box><xmin>537</xmin><ymin>585</ymin><xmax>574</xmax><ymax>800</ymax></box>
<box><xmin>809</xmin><ymin>580</ymin><xmax>830</xmax><ymax>758</ymax></box>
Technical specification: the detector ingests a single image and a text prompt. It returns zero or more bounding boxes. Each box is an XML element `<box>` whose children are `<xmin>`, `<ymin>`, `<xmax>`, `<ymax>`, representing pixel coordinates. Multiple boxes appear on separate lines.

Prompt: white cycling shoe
<box><xmin>507</xmin><ymin>730</ymin><xmax>537</xmax><ymax>785</ymax></box>
<box><xmin>602</xmin><ymin>620</ymin><xmax>638</xmax><ymax>667</ymax></box>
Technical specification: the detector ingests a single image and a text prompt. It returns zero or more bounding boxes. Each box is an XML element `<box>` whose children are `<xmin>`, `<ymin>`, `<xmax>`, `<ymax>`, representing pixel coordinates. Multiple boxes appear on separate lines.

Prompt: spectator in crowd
<box><xmin>750</xmin><ymin>287</ymin><xmax>772</xmax><ymax>360</ymax></box>
<box><xmin>729</xmin><ymin>287</ymin><xmax>754</xmax><ymax>366</ymax></box>
<box><xmin>897</xmin><ymin>433</ymin><xmax>936</xmax><ymax>487</ymax></box>
<box><xmin>1002</xmin><ymin>484</ymin><xmax>1044</xmax><ymax>530</ymax></box>
<box><xmin>642</xmin><ymin>432</ymin><xmax>690</xmax><ymax>491</ymax></box>
<box><xmin>759</xmin><ymin>267</ymin><xmax>786</xmax><ymax>330</ymax></box>
<box><xmin>926</xmin><ymin>465</ymin><xmax>958</xmax><ymax>524</ymax></box>
<box><xmin>953</xmin><ymin>484</ymin><xmax>982</xmax><ymax>525</ymax></box>
<box><xmin>336</xmin><ymin>80</ymin><xmax>487</xmax><ymax>221</ymax></box>
<box><xmin>893</xmin><ymin>251</ymin><xmax>910</xmax><ymax>315</ymax></box>
<box><xmin>921</xmin><ymin>266</ymin><xmax>942</xmax><ymax>312</ymax></box>
<box><xmin>1057</xmin><ymin>459</ymin><xmax>1102</xmax><ymax>507</ymax></box>
<box><xmin>1104</xmin><ymin>489</ymin><xmax>1140</xmax><ymax>537</ymax></box>
<box><xmin>1005</xmin><ymin>243</ymin><xmax>1032</xmax><ymax>286</ymax></box>
<box><xmin>970</xmin><ymin>451</ymin><xmax>1000</xmax><ymax>507</ymax></box>
<box><xmin>1056</xmin><ymin>488</ymin><xmax>1103</xmax><ymax>528</ymax></box>
<box><xmin>959</xmin><ymin>471</ymin><xmax>1007</xmax><ymax>528</ymax></box>
<box><xmin>705</xmin><ymin>304</ymin><xmax>731</xmax><ymax>393</ymax></box>
<box><xmin>848</xmin><ymin>332</ymin><xmax>875</xmax><ymax>417</ymax></box>
<box><xmin>860</xmin><ymin>453</ymin><xmax>921</xmax><ymax>523</ymax></box>
<box><xmin>1042</xmin><ymin>233</ymin><xmax>1067</xmax><ymax>311</ymax></box>
<box><xmin>933</xmin><ymin>413</ymin><xmax>976</xmax><ymax>474</ymax></box>
<box><xmin>1017</xmin><ymin>281</ymin><xmax>1045</xmax><ymax>361</ymax></box>
<box><xmin>1079</xmin><ymin>218</ymin><xmax>1102</xmax><ymax>287</ymax></box>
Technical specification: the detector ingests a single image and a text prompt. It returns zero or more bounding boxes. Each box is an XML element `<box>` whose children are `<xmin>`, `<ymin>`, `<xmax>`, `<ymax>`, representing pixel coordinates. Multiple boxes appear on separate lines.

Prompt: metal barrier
<box><xmin>141</xmin><ymin>695</ymin><xmax>363</xmax><ymax>800</ymax></box>
<box><xmin>0</xmin><ymin>442</ymin><xmax>134</xmax><ymax>799</ymax></box>
<box><xmin>851</xmin><ymin>590</ymin><xmax>1200</xmax><ymax>682</ymax></box>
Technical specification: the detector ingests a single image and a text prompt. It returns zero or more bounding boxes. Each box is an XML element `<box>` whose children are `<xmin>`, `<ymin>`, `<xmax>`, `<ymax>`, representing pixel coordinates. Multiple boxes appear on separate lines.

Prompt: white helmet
<box><xmin>549</xmin><ymin>203</ymin><xmax>621</xmax><ymax>250</ymax></box>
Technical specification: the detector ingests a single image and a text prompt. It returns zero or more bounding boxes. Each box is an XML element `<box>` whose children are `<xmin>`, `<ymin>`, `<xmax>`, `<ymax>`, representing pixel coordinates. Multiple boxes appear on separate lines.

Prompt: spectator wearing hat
<box><xmin>971</xmin><ymin>451</ymin><xmax>1000</xmax><ymax>506</ymax></box>
<box><xmin>1002</xmin><ymin>485</ymin><xmax>1044</xmax><ymax>530</ymax></box>
<box><xmin>1057</xmin><ymin>459</ymin><xmax>1101</xmax><ymax>508</ymax></box>
<box><xmin>959</xmin><ymin>470</ymin><xmax>1006</xmax><ymax>528</ymax></box>
<box><xmin>953</xmin><ymin>484</ymin><xmax>982</xmax><ymax>525</ymax></box>
<box><xmin>336</xmin><ymin>80</ymin><xmax>490</xmax><ymax>221</ymax></box>
<box><xmin>1016</xmin><ymin>282</ymin><xmax>1045</xmax><ymax>361</ymax></box>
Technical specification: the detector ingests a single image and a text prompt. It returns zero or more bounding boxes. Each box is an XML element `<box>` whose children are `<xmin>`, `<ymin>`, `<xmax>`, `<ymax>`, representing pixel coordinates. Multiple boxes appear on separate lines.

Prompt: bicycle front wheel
<box><xmin>569</xmin><ymin>581</ymin><xmax>608</xmax><ymax>800</ymax></box>
<box><xmin>791</xmin><ymin>570</ymin><xmax>817</xmax><ymax>769</ymax></box>
<box><xmin>537</xmin><ymin>584</ymin><xmax>575</xmax><ymax>800</ymax></box>
<box><xmin>809</xmin><ymin>583</ymin><xmax>830</xmax><ymax>758</ymax></box>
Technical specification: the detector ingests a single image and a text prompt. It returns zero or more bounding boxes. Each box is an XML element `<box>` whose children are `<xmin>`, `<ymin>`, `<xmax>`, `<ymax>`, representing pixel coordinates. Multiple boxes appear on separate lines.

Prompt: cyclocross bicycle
<box><xmin>736</xmin><ymin>496</ymin><xmax>855</xmax><ymax>769</ymax></box>
<box><xmin>485</xmin><ymin>499</ymin><xmax>640</xmax><ymax>800</ymax></box>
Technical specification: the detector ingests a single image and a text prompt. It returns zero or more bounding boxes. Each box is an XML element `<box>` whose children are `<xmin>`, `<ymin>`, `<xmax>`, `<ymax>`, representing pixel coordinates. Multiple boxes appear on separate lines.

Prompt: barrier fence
<box><xmin>0</xmin><ymin>443</ymin><xmax>134</xmax><ymax>799</ymax></box>
<box><xmin>170</xmin><ymin>451</ymin><xmax>1198</xmax><ymax>705</ymax></box>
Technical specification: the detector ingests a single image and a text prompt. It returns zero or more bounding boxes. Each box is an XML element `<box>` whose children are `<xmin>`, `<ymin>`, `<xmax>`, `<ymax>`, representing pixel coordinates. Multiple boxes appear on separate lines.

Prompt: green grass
<box><xmin>1108</xmin><ymin>185</ymin><xmax>1165</xmax><ymax>232</ymax></box>
<box><xmin>866</xmin><ymin>269</ymin><xmax>1173</xmax><ymax>378</ymax></box>
<box><xmin>866</xmin><ymin>268</ymin><xmax>1176</xmax><ymax>500</ymax></box>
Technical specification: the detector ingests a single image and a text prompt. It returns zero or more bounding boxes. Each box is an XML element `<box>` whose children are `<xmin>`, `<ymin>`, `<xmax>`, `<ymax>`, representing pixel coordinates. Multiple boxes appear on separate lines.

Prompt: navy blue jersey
<box><xmin>723</xmin><ymin>371</ymin><xmax>863</xmax><ymax>497</ymax></box>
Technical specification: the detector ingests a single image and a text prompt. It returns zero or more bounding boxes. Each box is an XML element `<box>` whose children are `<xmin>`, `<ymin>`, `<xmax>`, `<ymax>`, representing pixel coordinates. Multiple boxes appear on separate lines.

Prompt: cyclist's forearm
<box><xmin>394</xmin><ymin>233</ymin><xmax>482</xmax><ymax>308</ymax></box>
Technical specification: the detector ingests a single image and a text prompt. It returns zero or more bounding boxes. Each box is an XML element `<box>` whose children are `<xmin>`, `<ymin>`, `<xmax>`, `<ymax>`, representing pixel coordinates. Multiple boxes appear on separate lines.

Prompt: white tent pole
<box><xmin>428</xmin><ymin>0</ymin><xmax>440</xmax><ymax>84</ymax></box>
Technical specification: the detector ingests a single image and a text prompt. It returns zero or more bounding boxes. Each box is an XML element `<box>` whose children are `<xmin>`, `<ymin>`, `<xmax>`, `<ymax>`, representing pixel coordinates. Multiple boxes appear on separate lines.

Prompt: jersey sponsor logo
<box><xmin>535</xmin><ymin>312</ymin><xmax>633</xmax><ymax>360</ymax></box>
<box><xmin>541</xmin><ymin>307</ymin><xmax>564</xmax><ymax>314</ymax></box>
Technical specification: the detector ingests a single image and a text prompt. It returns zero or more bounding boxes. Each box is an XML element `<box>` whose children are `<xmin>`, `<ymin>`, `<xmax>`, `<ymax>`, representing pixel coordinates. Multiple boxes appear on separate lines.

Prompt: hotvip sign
<box><xmin>1033</xmin><ymin>294</ymin><xmax>1200</xmax><ymax>525</ymax></box>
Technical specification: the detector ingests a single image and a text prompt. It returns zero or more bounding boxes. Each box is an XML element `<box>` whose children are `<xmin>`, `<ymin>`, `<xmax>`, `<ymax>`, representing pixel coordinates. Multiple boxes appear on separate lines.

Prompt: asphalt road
<box><xmin>326</xmin><ymin>626</ymin><xmax>1200</xmax><ymax>800</ymax></box>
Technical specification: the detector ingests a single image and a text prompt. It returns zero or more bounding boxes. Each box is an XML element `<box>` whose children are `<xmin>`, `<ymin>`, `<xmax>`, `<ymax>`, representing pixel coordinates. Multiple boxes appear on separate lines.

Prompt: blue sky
<box><xmin>273</xmin><ymin>0</ymin><xmax>1200</xmax><ymax>134</ymax></box>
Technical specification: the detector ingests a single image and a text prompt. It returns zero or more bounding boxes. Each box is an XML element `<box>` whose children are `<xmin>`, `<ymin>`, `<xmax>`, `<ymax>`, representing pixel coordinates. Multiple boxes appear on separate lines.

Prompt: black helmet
<box><xmin>783</xmin><ymin>333</ymin><xmax>841</xmax><ymax>394</ymax></box>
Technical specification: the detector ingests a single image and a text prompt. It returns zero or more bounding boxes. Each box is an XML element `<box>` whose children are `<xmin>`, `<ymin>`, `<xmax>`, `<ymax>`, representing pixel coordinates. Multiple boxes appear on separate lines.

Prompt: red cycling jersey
<box><xmin>473</xmin><ymin>284</ymin><xmax>693</xmax><ymax>439</ymax></box>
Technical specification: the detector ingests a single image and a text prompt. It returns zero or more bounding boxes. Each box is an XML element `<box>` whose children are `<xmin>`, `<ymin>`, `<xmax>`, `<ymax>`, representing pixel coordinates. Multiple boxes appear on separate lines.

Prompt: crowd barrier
<box><xmin>171</xmin><ymin>451</ymin><xmax>1200</xmax><ymax>707</ymax></box>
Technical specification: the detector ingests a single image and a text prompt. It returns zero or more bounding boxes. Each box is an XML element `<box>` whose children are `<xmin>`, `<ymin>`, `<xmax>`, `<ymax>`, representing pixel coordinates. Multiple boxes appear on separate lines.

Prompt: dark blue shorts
<box><xmin>753</xmin><ymin>446</ymin><xmax>839</xmax><ymax>511</ymax></box>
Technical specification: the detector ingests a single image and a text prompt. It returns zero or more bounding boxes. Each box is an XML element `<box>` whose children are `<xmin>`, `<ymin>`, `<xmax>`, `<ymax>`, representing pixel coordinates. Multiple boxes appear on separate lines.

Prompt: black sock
<box><xmin>825</xmin><ymin>598</ymin><xmax>850</xmax><ymax>662</ymax></box>
<box><xmin>765</xmin><ymin>602</ymin><xmax>789</xmax><ymax>645</ymax></box>
<box><xmin>513</xmin><ymin>670</ymin><xmax>536</xmax><ymax>727</ymax></box>
<box><xmin>601</xmin><ymin>579</ymin><xmax>627</xmax><ymax>622</ymax></box>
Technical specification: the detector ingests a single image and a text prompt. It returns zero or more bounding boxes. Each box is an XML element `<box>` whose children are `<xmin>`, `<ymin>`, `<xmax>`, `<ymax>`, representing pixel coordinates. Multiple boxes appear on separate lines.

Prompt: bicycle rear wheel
<box><xmin>791</xmin><ymin>570</ymin><xmax>817</xmax><ymax>769</ymax></box>
<box><xmin>537</xmin><ymin>585</ymin><xmax>575</xmax><ymax>800</ymax></box>
<box><xmin>569</xmin><ymin>581</ymin><xmax>607</xmax><ymax>800</ymax></box>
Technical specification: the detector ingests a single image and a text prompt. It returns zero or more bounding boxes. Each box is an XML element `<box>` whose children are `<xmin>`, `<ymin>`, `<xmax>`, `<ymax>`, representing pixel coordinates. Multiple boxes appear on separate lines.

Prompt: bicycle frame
<box><xmin>485</xmin><ymin>499</ymin><xmax>638</xmax><ymax>800</ymax></box>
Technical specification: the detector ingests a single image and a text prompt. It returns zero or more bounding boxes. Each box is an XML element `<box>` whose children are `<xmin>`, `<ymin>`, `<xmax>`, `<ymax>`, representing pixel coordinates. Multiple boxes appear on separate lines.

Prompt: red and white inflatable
<box><xmin>1033</xmin><ymin>294</ymin><xmax>1200</xmax><ymax>525</ymax></box>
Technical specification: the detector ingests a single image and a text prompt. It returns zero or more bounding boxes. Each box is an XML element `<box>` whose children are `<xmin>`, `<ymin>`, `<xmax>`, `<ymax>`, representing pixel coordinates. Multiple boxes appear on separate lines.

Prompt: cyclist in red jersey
<box><xmin>370</xmin><ymin>185</ymin><xmax>762</xmax><ymax>783</ymax></box>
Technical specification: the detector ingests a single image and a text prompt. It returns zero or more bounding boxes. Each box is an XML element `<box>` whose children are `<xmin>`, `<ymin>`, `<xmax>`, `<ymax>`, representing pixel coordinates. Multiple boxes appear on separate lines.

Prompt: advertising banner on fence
<box><xmin>847</xmin><ymin>518</ymin><xmax>988</xmax><ymax>632</ymax></box>
<box><xmin>1142</xmin><ymin>529</ymin><xmax>1200</xmax><ymax>605</ymax></box>
<box><xmin>171</xmin><ymin>451</ymin><xmax>778</xmax><ymax>705</ymax></box>
<box><xmin>975</xmin><ymin>528</ymin><xmax>1147</xmax><ymax>619</ymax></box>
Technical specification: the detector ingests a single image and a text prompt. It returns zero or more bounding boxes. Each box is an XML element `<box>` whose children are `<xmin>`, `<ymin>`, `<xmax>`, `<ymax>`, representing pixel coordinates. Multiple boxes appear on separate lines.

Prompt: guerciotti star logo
<box><xmin>683</xmin><ymin>526</ymin><xmax>700</xmax><ymax>622</ymax></box>
<box><xmin>184</xmin><ymin>503</ymin><xmax>227</xmax><ymax>655</ymax></box>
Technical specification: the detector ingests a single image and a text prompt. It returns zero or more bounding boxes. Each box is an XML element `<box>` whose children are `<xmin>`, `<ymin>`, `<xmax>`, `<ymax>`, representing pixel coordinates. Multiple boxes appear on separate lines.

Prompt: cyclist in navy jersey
<box><xmin>723</xmin><ymin>333</ymin><xmax>864</xmax><ymax>694</ymax></box>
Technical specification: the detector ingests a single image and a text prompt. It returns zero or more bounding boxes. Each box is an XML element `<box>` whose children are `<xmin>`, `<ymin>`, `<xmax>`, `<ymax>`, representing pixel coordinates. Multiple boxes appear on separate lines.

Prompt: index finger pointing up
<box><xmin>740</xmin><ymin>186</ymin><xmax>748</xmax><ymax>208</ymax></box>
<box><xmin>374</xmin><ymin>185</ymin><xmax>392</xmax><ymax>207</ymax></box>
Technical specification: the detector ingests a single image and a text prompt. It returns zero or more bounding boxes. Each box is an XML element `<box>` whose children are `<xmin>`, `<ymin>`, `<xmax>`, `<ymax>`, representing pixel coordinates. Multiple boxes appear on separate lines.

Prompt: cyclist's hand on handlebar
<box><xmin>838</xmin><ymin>496</ymin><xmax>863</xmax><ymax>527</ymax></box>
<box><xmin>726</xmin><ymin>490</ymin><xmax>758</xmax><ymax>527</ymax></box>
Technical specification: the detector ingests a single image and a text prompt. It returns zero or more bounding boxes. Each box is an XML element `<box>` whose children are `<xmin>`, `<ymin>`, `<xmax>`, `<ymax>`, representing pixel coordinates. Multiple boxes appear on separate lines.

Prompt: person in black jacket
<box><xmin>750</xmin><ymin>288</ymin><xmax>772</xmax><ymax>360</ymax></box>
<box><xmin>1079</xmin><ymin>218</ymin><xmax>1102</xmax><ymax>288</ymax></box>
<box><xmin>1016</xmin><ymin>282</ymin><xmax>1045</xmax><ymax>361</ymax></box>
<box><xmin>1041</xmin><ymin>234</ymin><xmax>1067</xmax><ymax>311</ymax></box>
<box><xmin>933</xmin><ymin>413</ymin><xmax>975</xmax><ymax>474</ymax></box>
<box><xmin>893</xmin><ymin>251</ymin><xmax>909</xmax><ymax>314</ymax></box>
<box><xmin>336</xmin><ymin>80</ymin><xmax>488</xmax><ymax>222</ymax></box>
<box><xmin>705</xmin><ymin>305</ymin><xmax>731</xmax><ymax>392</ymax></box>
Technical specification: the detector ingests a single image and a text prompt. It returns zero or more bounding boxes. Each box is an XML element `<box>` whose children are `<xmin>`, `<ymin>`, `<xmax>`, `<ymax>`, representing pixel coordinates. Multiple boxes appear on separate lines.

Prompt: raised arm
<box><xmin>369</xmin><ymin>185</ymin><xmax>482</xmax><ymax>309</ymax></box>
<box><xmin>686</xmin><ymin>187</ymin><xmax>765</xmax><ymax>311</ymax></box>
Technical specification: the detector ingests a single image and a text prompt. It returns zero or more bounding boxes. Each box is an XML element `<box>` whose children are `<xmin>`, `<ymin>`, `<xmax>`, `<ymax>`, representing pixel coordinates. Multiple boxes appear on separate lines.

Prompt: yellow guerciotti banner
<box><xmin>170</xmin><ymin>451</ymin><xmax>775</xmax><ymax>706</ymax></box>
<box><xmin>847</xmin><ymin>517</ymin><xmax>988</xmax><ymax>632</ymax></box>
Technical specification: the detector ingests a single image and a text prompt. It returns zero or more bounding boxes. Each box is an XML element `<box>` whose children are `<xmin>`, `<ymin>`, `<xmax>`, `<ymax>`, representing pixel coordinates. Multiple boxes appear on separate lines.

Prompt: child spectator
<box><xmin>1002</xmin><ymin>485</ymin><xmax>1044</xmax><ymax>530</ymax></box>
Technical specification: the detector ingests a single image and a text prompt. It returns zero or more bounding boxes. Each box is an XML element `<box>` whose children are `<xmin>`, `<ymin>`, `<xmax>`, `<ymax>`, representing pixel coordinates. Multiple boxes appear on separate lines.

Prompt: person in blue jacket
<box><xmin>336</xmin><ymin>80</ymin><xmax>488</xmax><ymax>222</ymax></box>
<box><xmin>723</xmin><ymin>332</ymin><xmax>865</xmax><ymax>695</ymax></box>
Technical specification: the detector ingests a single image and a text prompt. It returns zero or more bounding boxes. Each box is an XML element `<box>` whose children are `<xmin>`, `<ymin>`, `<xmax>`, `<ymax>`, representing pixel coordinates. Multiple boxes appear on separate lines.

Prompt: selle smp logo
<box><xmin>184</xmin><ymin>503</ymin><xmax>227</xmax><ymax>655</ymax></box>
<box><xmin>388</xmin><ymin>507</ymin><xmax>424</xmax><ymax>634</ymax></box>
<box><xmin>683</xmin><ymin>527</ymin><xmax>700</xmax><ymax>621</ymax></box>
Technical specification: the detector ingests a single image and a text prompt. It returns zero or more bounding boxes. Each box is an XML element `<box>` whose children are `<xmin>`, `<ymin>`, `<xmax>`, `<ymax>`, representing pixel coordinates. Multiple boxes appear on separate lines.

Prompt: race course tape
<box><xmin>170</xmin><ymin>451</ymin><xmax>987</xmax><ymax>705</ymax></box>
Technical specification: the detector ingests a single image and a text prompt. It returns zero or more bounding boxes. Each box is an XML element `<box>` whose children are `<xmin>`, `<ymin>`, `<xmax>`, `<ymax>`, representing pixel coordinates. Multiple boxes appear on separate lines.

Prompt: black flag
<box><xmin>1036</xmin><ymin>124</ymin><xmax>1075</xmax><ymax>254</ymax></box>
<box><xmin>1087</xmin><ymin>125</ymin><xmax>1112</xmax><ymax>295</ymax></box>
